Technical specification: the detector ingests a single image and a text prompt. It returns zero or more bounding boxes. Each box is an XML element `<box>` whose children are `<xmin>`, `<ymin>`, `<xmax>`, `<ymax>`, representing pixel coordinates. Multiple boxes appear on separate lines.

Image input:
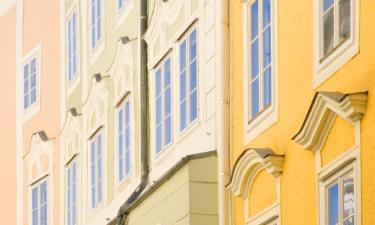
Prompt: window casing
<box><xmin>66</xmin><ymin>159</ymin><xmax>77</xmax><ymax>225</ymax></box>
<box><xmin>90</xmin><ymin>0</ymin><xmax>103</xmax><ymax>50</ymax></box>
<box><xmin>90</xmin><ymin>131</ymin><xmax>103</xmax><ymax>209</ymax></box>
<box><xmin>24</xmin><ymin>56</ymin><xmax>38</xmax><ymax>110</ymax></box>
<box><xmin>117</xmin><ymin>98</ymin><xmax>132</xmax><ymax>181</ymax></box>
<box><xmin>320</xmin><ymin>163</ymin><xmax>356</xmax><ymax>225</ymax></box>
<box><xmin>155</xmin><ymin>57</ymin><xmax>172</xmax><ymax>154</ymax></box>
<box><xmin>67</xmin><ymin>10</ymin><xmax>79</xmax><ymax>85</ymax></box>
<box><xmin>179</xmin><ymin>27</ymin><xmax>198</xmax><ymax>132</ymax></box>
<box><xmin>31</xmin><ymin>179</ymin><xmax>48</xmax><ymax>225</ymax></box>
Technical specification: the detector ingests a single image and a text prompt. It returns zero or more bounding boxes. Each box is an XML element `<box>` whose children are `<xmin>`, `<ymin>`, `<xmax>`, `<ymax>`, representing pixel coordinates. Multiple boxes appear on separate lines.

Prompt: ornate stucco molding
<box><xmin>292</xmin><ymin>92</ymin><xmax>367</xmax><ymax>151</ymax></box>
<box><xmin>226</xmin><ymin>149</ymin><xmax>284</xmax><ymax>198</ymax></box>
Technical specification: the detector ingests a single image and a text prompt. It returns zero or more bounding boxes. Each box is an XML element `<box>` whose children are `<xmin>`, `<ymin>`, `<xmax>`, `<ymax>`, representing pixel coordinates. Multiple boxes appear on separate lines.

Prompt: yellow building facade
<box><xmin>228</xmin><ymin>0</ymin><xmax>375</xmax><ymax>225</ymax></box>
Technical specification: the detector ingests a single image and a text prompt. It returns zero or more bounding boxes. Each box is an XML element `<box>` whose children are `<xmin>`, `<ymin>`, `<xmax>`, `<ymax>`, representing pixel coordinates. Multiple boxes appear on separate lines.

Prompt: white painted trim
<box><xmin>312</xmin><ymin>0</ymin><xmax>360</xmax><ymax>88</ymax></box>
<box><xmin>242</xmin><ymin>0</ymin><xmax>279</xmax><ymax>143</ymax></box>
<box><xmin>0</xmin><ymin>0</ymin><xmax>15</xmax><ymax>17</ymax></box>
<box><xmin>22</xmin><ymin>44</ymin><xmax>42</xmax><ymax>122</ymax></box>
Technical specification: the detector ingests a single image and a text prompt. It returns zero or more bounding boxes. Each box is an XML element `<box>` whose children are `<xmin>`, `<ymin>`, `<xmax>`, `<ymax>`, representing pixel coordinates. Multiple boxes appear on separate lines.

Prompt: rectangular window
<box><xmin>32</xmin><ymin>179</ymin><xmax>48</xmax><ymax>225</ymax></box>
<box><xmin>90</xmin><ymin>132</ymin><xmax>103</xmax><ymax>208</ymax></box>
<box><xmin>248</xmin><ymin>0</ymin><xmax>273</xmax><ymax>120</ymax></box>
<box><xmin>118</xmin><ymin>98</ymin><xmax>132</xmax><ymax>181</ymax></box>
<box><xmin>321</xmin><ymin>0</ymin><xmax>351</xmax><ymax>58</ymax></box>
<box><xmin>67</xmin><ymin>10</ymin><xmax>78</xmax><ymax>83</ymax></box>
<box><xmin>179</xmin><ymin>28</ymin><xmax>198</xmax><ymax>132</ymax></box>
<box><xmin>91</xmin><ymin>0</ymin><xmax>102</xmax><ymax>49</ymax></box>
<box><xmin>24</xmin><ymin>57</ymin><xmax>38</xmax><ymax>110</ymax></box>
<box><xmin>323</xmin><ymin>169</ymin><xmax>355</xmax><ymax>225</ymax></box>
<box><xmin>66</xmin><ymin>160</ymin><xmax>77</xmax><ymax>225</ymax></box>
<box><xmin>155</xmin><ymin>57</ymin><xmax>172</xmax><ymax>154</ymax></box>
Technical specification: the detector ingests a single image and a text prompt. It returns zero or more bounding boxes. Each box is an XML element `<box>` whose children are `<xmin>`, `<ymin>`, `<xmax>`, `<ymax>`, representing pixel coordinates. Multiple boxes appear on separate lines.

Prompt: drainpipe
<box><xmin>216</xmin><ymin>0</ymin><xmax>230</xmax><ymax>225</ymax></box>
<box><xmin>114</xmin><ymin>0</ymin><xmax>149</xmax><ymax>224</ymax></box>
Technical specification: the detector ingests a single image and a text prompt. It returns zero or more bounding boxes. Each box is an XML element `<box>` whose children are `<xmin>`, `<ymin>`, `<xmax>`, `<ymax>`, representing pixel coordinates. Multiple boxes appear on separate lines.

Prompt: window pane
<box><xmin>180</xmin><ymin>71</ymin><xmax>186</xmax><ymax>101</ymax></box>
<box><xmin>165</xmin><ymin>59</ymin><xmax>171</xmax><ymax>86</ymax></box>
<box><xmin>263</xmin><ymin>67</ymin><xmax>272</xmax><ymax>107</ymax></box>
<box><xmin>40</xmin><ymin>182</ymin><xmax>47</xmax><ymax>225</ymax></box>
<box><xmin>156</xmin><ymin>97</ymin><xmax>162</xmax><ymax>124</ymax></box>
<box><xmin>250</xmin><ymin>1</ymin><xmax>258</xmax><ymax>40</ymax></box>
<box><xmin>180</xmin><ymin>40</ymin><xmax>187</xmax><ymax>72</ymax></box>
<box><xmin>156</xmin><ymin>125</ymin><xmax>162</xmax><ymax>153</ymax></box>
<box><xmin>263</xmin><ymin>0</ymin><xmax>271</xmax><ymax>28</ymax></box>
<box><xmin>165</xmin><ymin>115</ymin><xmax>171</xmax><ymax>145</ymax></box>
<box><xmin>251</xmin><ymin>39</ymin><xmax>259</xmax><ymax>79</ymax></box>
<box><xmin>189</xmin><ymin>29</ymin><xmax>197</xmax><ymax>61</ymax></box>
<box><xmin>32</xmin><ymin>186</ymin><xmax>38</xmax><ymax>225</ymax></box>
<box><xmin>189</xmin><ymin>61</ymin><xmax>198</xmax><ymax>91</ymax></box>
<box><xmin>323</xmin><ymin>8</ymin><xmax>334</xmax><ymax>56</ymax></box>
<box><xmin>118</xmin><ymin>0</ymin><xmax>123</xmax><ymax>10</ymax></box>
<box><xmin>339</xmin><ymin>0</ymin><xmax>351</xmax><ymax>43</ymax></box>
<box><xmin>96</xmin><ymin>0</ymin><xmax>101</xmax><ymax>41</ymax></box>
<box><xmin>180</xmin><ymin>101</ymin><xmax>187</xmax><ymax>131</ymax></box>
<box><xmin>263</xmin><ymin>27</ymin><xmax>272</xmax><ymax>68</ymax></box>
<box><xmin>343</xmin><ymin>174</ymin><xmax>355</xmax><ymax>218</ymax></box>
<box><xmin>90</xmin><ymin>141</ymin><xmax>96</xmax><ymax>208</ymax></box>
<box><xmin>190</xmin><ymin>90</ymin><xmax>198</xmax><ymax>122</ymax></box>
<box><xmin>251</xmin><ymin>78</ymin><xmax>260</xmax><ymax>118</ymax></box>
<box><xmin>328</xmin><ymin>183</ymin><xmax>339</xmax><ymax>225</ymax></box>
<box><xmin>91</xmin><ymin>0</ymin><xmax>96</xmax><ymax>48</ymax></box>
<box><xmin>165</xmin><ymin>87</ymin><xmax>171</xmax><ymax>116</ymax></box>
<box><xmin>324</xmin><ymin>0</ymin><xmax>334</xmax><ymax>12</ymax></box>
<box><xmin>67</xmin><ymin>168</ymin><xmax>71</xmax><ymax>225</ymax></box>
<box><xmin>155</xmin><ymin>69</ymin><xmax>161</xmax><ymax>96</ymax></box>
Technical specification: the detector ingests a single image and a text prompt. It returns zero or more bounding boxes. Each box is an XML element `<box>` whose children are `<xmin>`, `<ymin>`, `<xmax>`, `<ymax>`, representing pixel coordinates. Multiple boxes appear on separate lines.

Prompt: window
<box><xmin>320</xmin><ymin>162</ymin><xmax>356</xmax><ymax>225</ymax></box>
<box><xmin>321</xmin><ymin>0</ymin><xmax>351</xmax><ymax>59</ymax></box>
<box><xmin>248</xmin><ymin>0</ymin><xmax>273</xmax><ymax>120</ymax></box>
<box><xmin>67</xmin><ymin>10</ymin><xmax>78</xmax><ymax>83</ymax></box>
<box><xmin>117</xmin><ymin>0</ymin><xmax>129</xmax><ymax>14</ymax></box>
<box><xmin>24</xmin><ymin>56</ymin><xmax>38</xmax><ymax>110</ymax></box>
<box><xmin>90</xmin><ymin>0</ymin><xmax>102</xmax><ymax>49</ymax></box>
<box><xmin>155</xmin><ymin>57</ymin><xmax>172</xmax><ymax>154</ymax></box>
<box><xmin>118</xmin><ymin>98</ymin><xmax>131</xmax><ymax>181</ymax></box>
<box><xmin>179</xmin><ymin>28</ymin><xmax>198</xmax><ymax>132</ymax></box>
<box><xmin>32</xmin><ymin>179</ymin><xmax>48</xmax><ymax>225</ymax></box>
<box><xmin>90</xmin><ymin>131</ymin><xmax>103</xmax><ymax>209</ymax></box>
<box><xmin>66</xmin><ymin>160</ymin><xmax>77</xmax><ymax>225</ymax></box>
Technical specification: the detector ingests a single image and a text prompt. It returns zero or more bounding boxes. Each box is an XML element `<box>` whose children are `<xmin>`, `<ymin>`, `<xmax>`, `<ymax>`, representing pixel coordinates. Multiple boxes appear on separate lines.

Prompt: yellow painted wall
<box><xmin>230</xmin><ymin>0</ymin><xmax>375</xmax><ymax>225</ymax></box>
<box><xmin>248</xmin><ymin>170</ymin><xmax>277</xmax><ymax>217</ymax></box>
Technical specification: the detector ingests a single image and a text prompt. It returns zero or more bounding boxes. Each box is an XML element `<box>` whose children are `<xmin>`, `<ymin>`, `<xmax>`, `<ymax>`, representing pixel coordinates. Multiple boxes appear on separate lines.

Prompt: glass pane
<box><xmin>165</xmin><ymin>115</ymin><xmax>171</xmax><ymax>145</ymax></box>
<box><xmin>180</xmin><ymin>101</ymin><xmax>187</xmax><ymax>131</ymax></box>
<box><xmin>190</xmin><ymin>90</ymin><xmax>198</xmax><ymax>122</ymax></box>
<box><xmin>251</xmin><ymin>78</ymin><xmax>260</xmax><ymax>118</ymax></box>
<box><xmin>32</xmin><ymin>208</ymin><xmax>38</xmax><ymax>225</ymax></box>
<box><xmin>263</xmin><ymin>67</ymin><xmax>272</xmax><ymax>107</ymax></box>
<box><xmin>91</xmin><ymin>185</ymin><xmax>96</xmax><ymax>208</ymax></box>
<box><xmin>91</xmin><ymin>0</ymin><xmax>96</xmax><ymax>48</ymax></box>
<box><xmin>250</xmin><ymin>1</ymin><xmax>258</xmax><ymax>40</ymax></box>
<box><xmin>41</xmin><ymin>181</ymin><xmax>47</xmax><ymax>203</ymax></box>
<box><xmin>156</xmin><ymin>125</ymin><xmax>162</xmax><ymax>152</ymax></box>
<box><xmin>263</xmin><ymin>0</ymin><xmax>271</xmax><ymax>28</ymax></box>
<box><xmin>155</xmin><ymin>69</ymin><xmax>161</xmax><ymax>96</ymax></box>
<box><xmin>97</xmin><ymin>0</ymin><xmax>101</xmax><ymax>41</ymax></box>
<box><xmin>165</xmin><ymin>59</ymin><xmax>171</xmax><ymax>86</ymax></box>
<box><xmin>190</xmin><ymin>61</ymin><xmax>197</xmax><ymax>91</ymax></box>
<box><xmin>343</xmin><ymin>174</ymin><xmax>355</xmax><ymax>218</ymax></box>
<box><xmin>156</xmin><ymin>97</ymin><xmax>162</xmax><ymax>124</ymax></box>
<box><xmin>125</xmin><ymin>147</ymin><xmax>131</xmax><ymax>175</ymax></box>
<box><xmin>324</xmin><ymin>0</ymin><xmax>334</xmax><ymax>12</ymax></box>
<box><xmin>328</xmin><ymin>183</ymin><xmax>339</xmax><ymax>225</ymax></box>
<box><xmin>165</xmin><ymin>87</ymin><xmax>171</xmax><ymax>115</ymax></box>
<box><xmin>263</xmin><ymin>27</ymin><xmax>272</xmax><ymax>68</ymax></box>
<box><xmin>251</xmin><ymin>39</ymin><xmax>259</xmax><ymax>79</ymax></box>
<box><xmin>189</xmin><ymin>29</ymin><xmax>197</xmax><ymax>61</ymax></box>
<box><xmin>323</xmin><ymin>8</ymin><xmax>334</xmax><ymax>56</ymax></box>
<box><xmin>180</xmin><ymin>71</ymin><xmax>186</xmax><ymax>101</ymax></box>
<box><xmin>180</xmin><ymin>40</ymin><xmax>187</xmax><ymax>72</ymax></box>
<box><xmin>118</xmin><ymin>0</ymin><xmax>123</xmax><ymax>10</ymax></box>
<box><xmin>98</xmin><ymin>179</ymin><xmax>102</xmax><ymax>203</ymax></box>
<box><xmin>339</xmin><ymin>0</ymin><xmax>351</xmax><ymax>43</ymax></box>
<box><xmin>32</xmin><ymin>187</ymin><xmax>38</xmax><ymax>209</ymax></box>
<box><xmin>343</xmin><ymin>216</ymin><xmax>354</xmax><ymax>225</ymax></box>
<box><xmin>119</xmin><ymin>148</ymin><xmax>123</xmax><ymax>181</ymax></box>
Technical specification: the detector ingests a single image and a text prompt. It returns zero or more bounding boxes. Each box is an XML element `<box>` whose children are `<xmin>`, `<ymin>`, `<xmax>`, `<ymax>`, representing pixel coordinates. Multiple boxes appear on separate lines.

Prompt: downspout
<box><xmin>114</xmin><ymin>0</ymin><xmax>149</xmax><ymax>224</ymax></box>
<box><xmin>216</xmin><ymin>1</ymin><xmax>230</xmax><ymax>225</ymax></box>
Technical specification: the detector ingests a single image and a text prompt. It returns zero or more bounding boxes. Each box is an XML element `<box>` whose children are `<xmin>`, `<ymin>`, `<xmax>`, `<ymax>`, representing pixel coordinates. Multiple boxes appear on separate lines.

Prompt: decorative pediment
<box><xmin>82</xmin><ymin>74</ymin><xmax>109</xmax><ymax>134</ymax></box>
<box><xmin>26</xmin><ymin>131</ymin><xmax>54</xmax><ymax>184</ymax></box>
<box><xmin>227</xmin><ymin>149</ymin><xmax>284</xmax><ymax>198</ymax></box>
<box><xmin>144</xmin><ymin>0</ymin><xmax>196</xmax><ymax>64</ymax></box>
<box><xmin>292</xmin><ymin>92</ymin><xmax>367</xmax><ymax>151</ymax></box>
<box><xmin>108</xmin><ymin>37</ymin><xmax>135</xmax><ymax>105</ymax></box>
<box><xmin>61</xmin><ymin>108</ymin><xmax>82</xmax><ymax>163</ymax></box>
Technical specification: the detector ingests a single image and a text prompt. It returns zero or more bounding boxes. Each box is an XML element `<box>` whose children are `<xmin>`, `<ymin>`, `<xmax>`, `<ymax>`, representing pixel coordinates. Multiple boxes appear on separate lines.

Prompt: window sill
<box><xmin>115</xmin><ymin>1</ymin><xmax>134</xmax><ymax>31</ymax></box>
<box><xmin>245</xmin><ymin>104</ymin><xmax>277</xmax><ymax>143</ymax></box>
<box><xmin>90</xmin><ymin>41</ymin><xmax>105</xmax><ymax>66</ymax></box>
<box><xmin>67</xmin><ymin>74</ymin><xmax>80</xmax><ymax>97</ymax></box>
<box><xmin>23</xmin><ymin>102</ymin><xmax>40</xmax><ymax>123</ymax></box>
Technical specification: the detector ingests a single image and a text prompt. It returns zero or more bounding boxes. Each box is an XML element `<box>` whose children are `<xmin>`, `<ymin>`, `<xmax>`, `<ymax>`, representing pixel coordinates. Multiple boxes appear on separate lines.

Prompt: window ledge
<box><xmin>245</xmin><ymin>105</ymin><xmax>277</xmax><ymax>143</ymax></box>
<box><xmin>23</xmin><ymin>102</ymin><xmax>40</xmax><ymax>123</ymax></box>
<box><xmin>67</xmin><ymin>74</ymin><xmax>80</xmax><ymax>96</ymax></box>
<box><xmin>116</xmin><ymin>0</ymin><xmax>134</xmax><ymax>30</ymax></box>
<box><xmin>90</xmin><ymin>41</ymin><xmax>105</xmax><ymax>66</ymax></box>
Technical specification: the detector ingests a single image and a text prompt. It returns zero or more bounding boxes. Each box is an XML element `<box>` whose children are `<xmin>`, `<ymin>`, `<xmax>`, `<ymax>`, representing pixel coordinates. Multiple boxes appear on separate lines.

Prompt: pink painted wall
<box><xmin>0</xmin><ymin>5</ymin><xmax>17</xmax><ymax>225</ymax></box>
<box><xmin>21</xmin><ymin>0</ymin><xmax>61</xmax><ymax>224</ymax></box>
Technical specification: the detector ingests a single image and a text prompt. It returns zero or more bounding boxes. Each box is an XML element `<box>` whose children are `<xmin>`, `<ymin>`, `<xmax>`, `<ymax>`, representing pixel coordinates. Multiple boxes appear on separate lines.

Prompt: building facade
<box><xmin>228</xmin><ymin>0</ymin><xmax>375</xmax><ymax>225</ymax></box>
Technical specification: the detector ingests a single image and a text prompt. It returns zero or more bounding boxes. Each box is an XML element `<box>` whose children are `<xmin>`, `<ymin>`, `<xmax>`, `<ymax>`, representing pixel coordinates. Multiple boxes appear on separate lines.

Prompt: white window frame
<box><xmin>313</xmin><ymin>0</ymin><xmax>359</xmax><ymax>88</ymax></box>
<box><xmin>116</xmin><ymin>96</ymin><xmax>133</xmax><ymax>183</ymax></box>
<box><xmin>154</xmin><ymin>56</ymin><xmax>173</xmax><ymax>156</ymax></box>
<box><xmin>66</xmin><ymin>158</ymin><xmax>78</xmax><ymax>225</ymax></box>
<box><xmin>88</xmin><ymin>130</ymin><xmax>104</xmax><ymax>210</ymax></box>
<box><xmin>243</xmin><ymin>0</ymin><xmax>278</xmax><ymax>143</ymax></box>
<box><xmin>318</xmin><ymin>148</ymin><xmax>360</xmax><ymax>225</ymax></box>
<box><xmin>89</xmin><ymin>0</ymin><xmax>105</xmax><ymax>64</ymax></box>
<box><xmin>246</xmin><ymin>202</ymin><xmax>280</xmax><ymax>225</ymax></box>
<box><xmin>23</xmin><ymin>44</ymin><xmax>41</xmax><ymax>122</ymax></box>
<box><xmin>178</xmin><ymin>25</ymin><xmax>199</xmax><ymax>134</ymax></box>
<box><xmin>30</xmin><ymin>177</ymin><xmax>49</xmax><ymax>225</ymax></box>
<box><xmin>66</xmin><ymin>6</ymin><xmax>80</xmax><ymax>94</ymax></box>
